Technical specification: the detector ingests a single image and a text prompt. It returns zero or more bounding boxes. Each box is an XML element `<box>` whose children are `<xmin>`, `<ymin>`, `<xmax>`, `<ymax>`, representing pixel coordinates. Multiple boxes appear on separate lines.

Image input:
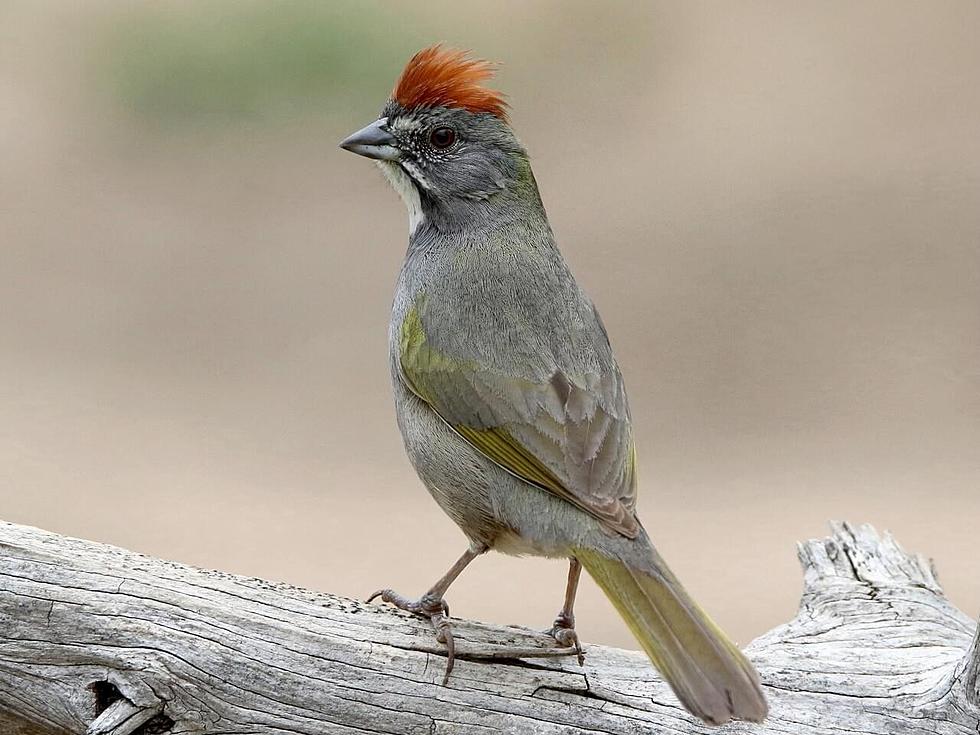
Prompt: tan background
<box><xmin>1</xmin><ymin>1</ymin><xmax>977</xmax><ymax>652</ymax></box>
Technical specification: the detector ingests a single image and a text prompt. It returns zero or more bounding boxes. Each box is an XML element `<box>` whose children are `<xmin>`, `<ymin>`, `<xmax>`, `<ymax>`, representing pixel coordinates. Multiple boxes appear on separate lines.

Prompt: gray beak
<box><xmin>339</xmin><ymin>118</ymin><xmax>401</xmax><ymax>161</ymax></box>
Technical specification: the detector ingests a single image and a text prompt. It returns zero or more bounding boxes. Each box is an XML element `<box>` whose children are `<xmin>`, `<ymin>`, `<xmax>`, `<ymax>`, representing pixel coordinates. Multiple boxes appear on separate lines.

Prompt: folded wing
<box><xmin>399</xmin><ymin>305</ymin><xmax>639</xmax><ymax>538</ymax></box>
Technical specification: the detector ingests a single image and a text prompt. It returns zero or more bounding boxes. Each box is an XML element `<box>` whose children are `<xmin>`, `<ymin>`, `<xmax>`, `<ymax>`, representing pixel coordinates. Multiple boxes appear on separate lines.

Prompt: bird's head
<box><xmin>340</xmin><ymin>45</ymin><xmax>537</xmax><ymax>232</ymax></box>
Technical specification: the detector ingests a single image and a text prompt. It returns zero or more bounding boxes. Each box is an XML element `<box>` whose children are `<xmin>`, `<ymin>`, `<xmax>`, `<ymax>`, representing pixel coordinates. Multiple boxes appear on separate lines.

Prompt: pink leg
<box><xmin>368</xmin><ymin>544</ymin><xmax>486</xmax><ymax>684</ymax></box>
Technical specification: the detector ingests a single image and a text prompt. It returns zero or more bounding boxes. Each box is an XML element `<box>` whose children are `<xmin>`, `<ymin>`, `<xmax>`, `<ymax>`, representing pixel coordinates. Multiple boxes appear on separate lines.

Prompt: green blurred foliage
<box><xmin>96</xmin><ymin>2</ymin><xmax>427</xmax><ymax>125</ymax></box>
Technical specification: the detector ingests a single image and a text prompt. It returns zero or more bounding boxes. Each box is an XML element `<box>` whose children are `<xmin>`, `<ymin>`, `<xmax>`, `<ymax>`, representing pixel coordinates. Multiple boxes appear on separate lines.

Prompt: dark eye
<box><xmin>429</xmin><ymin>127</ymin><xmax>456</xmax><ymax>149</ymax></box>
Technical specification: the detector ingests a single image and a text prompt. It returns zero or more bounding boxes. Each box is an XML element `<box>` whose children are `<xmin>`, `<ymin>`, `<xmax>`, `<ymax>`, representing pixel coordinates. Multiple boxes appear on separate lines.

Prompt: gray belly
<box><xmin>393</xmin><ymin>378</ymin><xmax>505</xmax><ymax>547</ymax></box>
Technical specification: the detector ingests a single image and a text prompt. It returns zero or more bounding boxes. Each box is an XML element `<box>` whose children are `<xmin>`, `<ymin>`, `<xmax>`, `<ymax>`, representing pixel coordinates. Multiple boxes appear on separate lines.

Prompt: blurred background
<box><xmin>1</xmin><ymin>0</ymin><xmax>978</xmax><ymax>654</ymax></box>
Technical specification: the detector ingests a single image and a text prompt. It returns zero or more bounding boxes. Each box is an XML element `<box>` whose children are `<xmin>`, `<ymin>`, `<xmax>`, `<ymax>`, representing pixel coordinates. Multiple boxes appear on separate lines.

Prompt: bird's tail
<box><xmin>574</xmin><ymin>546</ymin><xmax>768</xmax><ymax>725</ymax></box>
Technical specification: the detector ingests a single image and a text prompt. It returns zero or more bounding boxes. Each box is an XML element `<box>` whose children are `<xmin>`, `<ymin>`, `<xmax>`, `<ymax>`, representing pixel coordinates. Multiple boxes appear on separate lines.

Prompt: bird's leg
<box><xmin>368</xmin><ymin>543</ymin><xmax>487</xmax><ymax>684</ymax></box>
<box><xmin>548</xmin><ymin>557</ymin><xmax>585</xmax><ymax>665</ymax></box>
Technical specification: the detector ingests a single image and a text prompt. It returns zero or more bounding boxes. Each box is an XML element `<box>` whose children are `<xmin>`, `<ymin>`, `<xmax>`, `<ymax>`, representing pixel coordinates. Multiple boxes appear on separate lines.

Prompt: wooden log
<box><xmin>0</xmin><ymin>519</ymin><xmax>976</xmax><ymax>734</ymax></box>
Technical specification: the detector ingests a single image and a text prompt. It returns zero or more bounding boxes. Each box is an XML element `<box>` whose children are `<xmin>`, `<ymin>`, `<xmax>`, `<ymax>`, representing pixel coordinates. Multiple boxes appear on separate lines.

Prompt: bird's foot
<box><xmin>547</xmin><ymin>612</ymin><xmax>585</xmax><ymax>665</ymax></box>
<box><xmin>367</xmin><ymin>588</ymin><xmax>456</xmax><ymax>684</ymax></box>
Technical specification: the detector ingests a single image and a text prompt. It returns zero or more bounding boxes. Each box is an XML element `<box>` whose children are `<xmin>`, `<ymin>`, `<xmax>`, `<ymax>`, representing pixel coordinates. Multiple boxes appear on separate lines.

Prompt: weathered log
<box><xmin>0</xmin><ymin>519</ymin><xmax>976</xmax><ymax>734</ymax></box>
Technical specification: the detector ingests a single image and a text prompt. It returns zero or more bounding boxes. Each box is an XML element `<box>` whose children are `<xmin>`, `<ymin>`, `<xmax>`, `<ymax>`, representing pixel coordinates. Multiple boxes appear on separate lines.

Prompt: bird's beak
<box><xmin>339</xmin><ymin>118</ymin><xmax>401</xmax><ymax>161</ymax></box>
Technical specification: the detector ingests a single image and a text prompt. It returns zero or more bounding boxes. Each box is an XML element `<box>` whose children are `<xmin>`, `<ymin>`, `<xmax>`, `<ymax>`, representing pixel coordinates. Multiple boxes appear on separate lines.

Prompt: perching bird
<box><xmin>340</xmin><ymin>45</ymin><xmax>768</xmax><ymax>725</ymax></box>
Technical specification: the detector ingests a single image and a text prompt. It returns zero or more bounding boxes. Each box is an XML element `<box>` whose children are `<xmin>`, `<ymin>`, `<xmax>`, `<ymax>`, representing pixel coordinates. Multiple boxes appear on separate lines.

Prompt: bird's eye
<box><xmin>429</xmin><ymin>127</ymin><xmax>456</xmax><ymax>149</ymax></box>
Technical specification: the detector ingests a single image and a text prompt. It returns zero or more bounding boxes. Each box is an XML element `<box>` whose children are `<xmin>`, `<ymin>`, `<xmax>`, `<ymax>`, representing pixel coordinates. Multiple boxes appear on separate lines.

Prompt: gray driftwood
<box><xmin>0</xmin><ymin>520</ymin><xmax>977</xmax><ymax>735</ymax></box>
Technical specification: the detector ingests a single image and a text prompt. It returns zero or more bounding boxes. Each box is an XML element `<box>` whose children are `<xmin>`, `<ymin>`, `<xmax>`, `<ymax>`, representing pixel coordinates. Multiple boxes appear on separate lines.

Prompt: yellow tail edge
<box><xmin>575</xmin><ymin>547</ymin><xmax>768</xmax><ymax>725</ymax></box>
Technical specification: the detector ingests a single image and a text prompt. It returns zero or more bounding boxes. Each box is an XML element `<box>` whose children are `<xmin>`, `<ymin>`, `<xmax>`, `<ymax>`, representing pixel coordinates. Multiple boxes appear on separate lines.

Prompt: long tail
<box><xmin>575</xmin><ymin>546</ymin><xmax>768</xmax><ymax>725</ymax></box>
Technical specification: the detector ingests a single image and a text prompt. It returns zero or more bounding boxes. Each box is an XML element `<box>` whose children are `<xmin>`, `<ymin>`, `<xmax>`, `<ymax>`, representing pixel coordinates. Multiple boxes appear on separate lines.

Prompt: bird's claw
<box><xmin>431</xmin><ymin>615</ymin><xmax>456</xmax><ymax>684</ymax></box>
<box><xmin>548</xmin><ymin>612</ymin><xmax>585</xmax><ymax>666</ymax></box>
<box><xmin>367</xmin><ymin>589</ymin><xmax>450</xmax><ymax>616</ymax></box>
<box><xmin>367</xmin><ymin>588</ymin><xmax>456</xmax><ymax>684</ymax></box>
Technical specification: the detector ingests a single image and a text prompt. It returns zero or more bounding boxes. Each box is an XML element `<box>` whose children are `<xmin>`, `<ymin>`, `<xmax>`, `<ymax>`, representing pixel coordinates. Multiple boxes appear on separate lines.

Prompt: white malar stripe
<box><xmin>377</xmin><ymin>161</ymin><xmax>424</xmax><ymax>236</ymax></box>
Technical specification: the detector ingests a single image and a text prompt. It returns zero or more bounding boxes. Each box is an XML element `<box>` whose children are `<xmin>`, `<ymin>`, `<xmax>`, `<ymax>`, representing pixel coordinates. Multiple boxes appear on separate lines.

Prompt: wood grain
<box><xmin>0</xmin><ymin>520</ymin><xmax>976</xmax><ymax>734</ymax></box>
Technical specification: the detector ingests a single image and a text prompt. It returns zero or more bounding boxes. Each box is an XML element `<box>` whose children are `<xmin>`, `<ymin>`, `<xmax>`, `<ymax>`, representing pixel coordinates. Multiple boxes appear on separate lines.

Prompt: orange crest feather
<box><xmin>393</xmin><ymin>45</ymin><xmax>508</xmax><ymax>120</ymax></box>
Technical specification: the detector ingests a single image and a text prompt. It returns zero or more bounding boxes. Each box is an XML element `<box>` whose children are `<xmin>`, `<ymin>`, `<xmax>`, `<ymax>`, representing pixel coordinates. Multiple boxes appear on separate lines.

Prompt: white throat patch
<box><xmin>377</xmin><ymin>160</ymin><xmax>424</xmax><ymax>236</ymax></box>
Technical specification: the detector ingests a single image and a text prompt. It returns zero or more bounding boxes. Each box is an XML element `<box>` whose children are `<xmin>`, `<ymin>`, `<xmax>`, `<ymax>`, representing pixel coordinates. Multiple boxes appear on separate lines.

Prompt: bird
<box><xmin>339</xmin><ymin>44</ymin><xmax>768</xmax><ymax>725</ymax></box>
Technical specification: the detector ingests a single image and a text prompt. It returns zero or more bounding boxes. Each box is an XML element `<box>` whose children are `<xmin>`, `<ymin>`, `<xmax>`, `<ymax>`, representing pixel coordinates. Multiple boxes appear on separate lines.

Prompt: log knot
<box><xmin>87</xmin><ymin>680</ymin><xmax>171</xmax><ymax>735</ymax></box>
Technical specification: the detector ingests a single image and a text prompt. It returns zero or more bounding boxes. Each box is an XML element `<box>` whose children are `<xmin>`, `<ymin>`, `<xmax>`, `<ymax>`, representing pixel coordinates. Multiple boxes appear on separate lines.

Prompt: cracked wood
<box><xmin>0</xmin><ymin>520</ymin><xmax>977</xmax><ymax>734</ymax></box>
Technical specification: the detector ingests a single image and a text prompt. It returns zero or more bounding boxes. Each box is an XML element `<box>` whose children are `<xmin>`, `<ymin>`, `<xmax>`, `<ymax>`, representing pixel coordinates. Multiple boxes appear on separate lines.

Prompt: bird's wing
<box><xmin>399</xmin><ymin>306</ymin><xmax>639</xmax><ymax>538</ymax></box>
